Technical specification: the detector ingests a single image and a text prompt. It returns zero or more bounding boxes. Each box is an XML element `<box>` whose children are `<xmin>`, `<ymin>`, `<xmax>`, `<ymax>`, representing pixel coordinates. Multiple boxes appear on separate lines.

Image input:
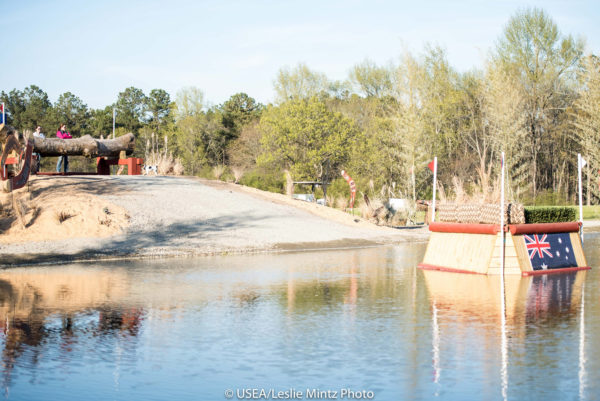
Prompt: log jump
<box><xmin>1</xmin><ymin>125</ymin><xmax>138</xmax><ymax>192</ymax></box>
<box><xmin>33</xmin><ymin>133</ymin><xmax>135</xmax><ymax>158</ymax></box>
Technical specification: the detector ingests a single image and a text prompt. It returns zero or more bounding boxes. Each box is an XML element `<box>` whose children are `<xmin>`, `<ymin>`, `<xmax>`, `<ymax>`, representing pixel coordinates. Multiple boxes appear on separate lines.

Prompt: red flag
<box><xmin>428</xmin><ymin>160</ymin><xmax>435</xmax><ymax>172</ymax></box>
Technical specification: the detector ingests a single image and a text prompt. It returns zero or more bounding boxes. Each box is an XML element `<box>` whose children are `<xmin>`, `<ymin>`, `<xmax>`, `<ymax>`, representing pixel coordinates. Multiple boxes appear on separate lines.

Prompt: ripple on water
<box><xmin>0</xmin><ymin>238</ymin><xmax>599</xmax><ymax>400</ymax></box>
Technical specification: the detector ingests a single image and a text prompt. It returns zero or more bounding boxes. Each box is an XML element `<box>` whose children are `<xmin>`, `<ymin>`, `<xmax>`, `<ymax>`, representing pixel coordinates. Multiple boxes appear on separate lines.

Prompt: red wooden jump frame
<box><xmin>96</xmin><ymin>157</ymin><xmax>143</xmax><ymax>175</ymax></box>
<box><xmin>5</xmin><ymin>156</ymin><xmax>143</xmax><ymax>175</ymax></box>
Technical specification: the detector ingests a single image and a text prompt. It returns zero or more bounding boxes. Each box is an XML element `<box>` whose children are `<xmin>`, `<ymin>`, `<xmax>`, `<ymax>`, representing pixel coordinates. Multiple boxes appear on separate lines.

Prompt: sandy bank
<box><xmin>0</xmin><ymin>176</ymin><xmax>428</xmax><ymax>267</ymax></box>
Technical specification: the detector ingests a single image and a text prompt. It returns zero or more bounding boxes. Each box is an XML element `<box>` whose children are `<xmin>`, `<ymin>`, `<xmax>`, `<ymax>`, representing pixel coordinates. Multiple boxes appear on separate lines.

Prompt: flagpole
<box><xmin>578</xmin><ymin>154</ymin><xmax>584</xmax><ymax>243</ymax></box>
<box><xmin>432</xmin><ymin>157</ymin><xmax>437</xmax><ymax>223</ymax></box>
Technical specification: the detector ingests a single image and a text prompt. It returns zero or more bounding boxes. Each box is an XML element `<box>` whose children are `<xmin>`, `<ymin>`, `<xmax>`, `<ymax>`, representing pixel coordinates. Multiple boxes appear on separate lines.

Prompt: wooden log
<box><xmin>33</xmin><ymin>133</ymin><xmax>135</xmax><ymax>157</ymax></box>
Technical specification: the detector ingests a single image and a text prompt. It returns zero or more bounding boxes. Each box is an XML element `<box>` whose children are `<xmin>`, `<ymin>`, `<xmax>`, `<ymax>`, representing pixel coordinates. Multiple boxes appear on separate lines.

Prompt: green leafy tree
<box><xmin>259</xmin><ymin>98</ymin><xmax>359</xmax><ymax>202</ymax></box>
<box><xmin>495</xmin><ymin>7</ymin><xmax>584</xmax><ymax>198</ymax></box>
<box><xmin>0</xmin><ymin>89</ymin><xmax>25</xmax><ymax>128</ymax></box>
<box><xmin>218</xmin><ymin>93</ymin><xmax>263</xmax><ymax>167</ymax></box>
<box><xmin>481</xmin><ymin>64</ymin><xmax>529</xmax><ymax>200</ymax></box>
<box><xmin>221</xmin><ymin>92</ymin><xmax>262</xmax><ymax>136</ymax></box>
<box><xmin>175</xmin><ymin>86</ymin><xmax>205</xmax><ymax>119</ymax></box>
<box><xmin>227</xmin><ymin>121</ymin><xmax>263</xmax><ymax>182</ymax></box>
<box><xmin>273</xmin><ymin>63</ymin><xmax>330</xmax><ymax>103</ymax></box>
<box><xmin>0</xmin><ymin>85</ymin><xmax>51</xmax><ymax>131</ymax></box>
<box><xmin>51</xmin><ymin>92</ymin><xmax>89</xmax><ymax>136</ymax></box>
<box><xmin>572</xmin><ymin>54</ymin><xmax>600</xmax><ymax>204</ymax></box>
<box><xmin>338</xmin><ymin>95</ymin><xmax>404</xmax><ymax>196</ymax></box>
<box><xmin>171</xmin><ymin>87</ymin><xmax>226</xmax><ymax>172</ymax></box>
<box><xmin>200</xmin><ymin>109</ymin><xmax>229</xmax><ymax>166</ymax></box>
<box><xmin>172</xmin><ymin>113</ymin><xmax>208</xmax><ymax>174</ymax></box>
<box><xmin>349</xmin><ymin>59</ymin><xmax>394</xmax><ymax>98</ymax></box>
<box><xmin>115</xmin><ymin>87</ymin><xmax>147</xmax><ymax>132</ymax></box>
<box><xmin>147</xmin><ymin>89</ymin><xmax>173</xmax><ymax>133</ymax></box>
<box><xmin>89</xmin><ymin>106</ymin><xmax>114</xmax><ymax>137</ymax></box>
<box><xmin>419</xmin><ymin>46</ymin><xmax>464</xmax><ymax>167</ymax></box>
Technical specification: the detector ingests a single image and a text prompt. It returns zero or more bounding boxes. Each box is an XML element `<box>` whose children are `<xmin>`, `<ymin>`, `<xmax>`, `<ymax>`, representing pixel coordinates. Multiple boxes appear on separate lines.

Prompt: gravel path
<box><xmin>1</xmin><ymin>176</ymin><xmax>428</xmax><ymax>266</ymax></box>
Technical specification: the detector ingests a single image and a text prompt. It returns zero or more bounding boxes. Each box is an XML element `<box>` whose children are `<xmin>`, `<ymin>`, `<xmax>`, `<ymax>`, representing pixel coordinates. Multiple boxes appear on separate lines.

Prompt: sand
<box><xmin>0</xmin><ymin>178</ymin><xmax>130</xmax><ymax>244</ymax></box>
<box><xmin>0</xmin><ymin>175</ymin><xmax>429</xmax><ymax>266</ymax></box>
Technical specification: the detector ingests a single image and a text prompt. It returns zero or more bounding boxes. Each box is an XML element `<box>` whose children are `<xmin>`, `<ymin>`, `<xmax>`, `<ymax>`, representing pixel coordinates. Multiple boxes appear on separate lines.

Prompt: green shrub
<box><xmin>239</xmin><ymin>168</ymin><xmax>285</xmax><ymax>193</ymax></box>
<box><xmin>324</xmin><ymin>177</ymin><xmax>352</xmax><ymax>199</ymax></box>
<box><xmin>195</xmin><ymin>165</ymin><xmax>214</xmax><ymax>179</ymax></box>
<box><xmin>524</xmin><ymin>206</ymin><xmax>577</xmax><ymax>223</ymax></box>
<box><xmin>309</xmin><ymin>178</ymin><xmax>350</xmax><ymax>199</ymax></box>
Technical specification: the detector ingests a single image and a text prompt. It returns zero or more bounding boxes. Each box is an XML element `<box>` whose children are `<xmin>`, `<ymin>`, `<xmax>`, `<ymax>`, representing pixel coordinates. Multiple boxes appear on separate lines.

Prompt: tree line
<box><xmin>2</xmin><ymin>8</ymin><xmax>599</xmax><ymax>206</ymax></box>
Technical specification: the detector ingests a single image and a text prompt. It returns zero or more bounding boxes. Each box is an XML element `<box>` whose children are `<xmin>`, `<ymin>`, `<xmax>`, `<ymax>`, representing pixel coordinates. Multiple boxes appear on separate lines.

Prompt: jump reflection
<box><xmin>0</xmin><ymin>267</ymin><xmax>144</xmax><ymax>391</ymax></box>
<box><xmin>424</xmin><ymin>270</ymin><xmax>587</xmax><ymax>400</ymax></box>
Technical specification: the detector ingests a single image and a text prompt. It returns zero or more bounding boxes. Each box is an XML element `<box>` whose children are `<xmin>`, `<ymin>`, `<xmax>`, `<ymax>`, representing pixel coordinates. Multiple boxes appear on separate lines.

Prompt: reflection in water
<box><xmin>0</xmin><ymin>236</ymin><xmax>597</xmax><ymax>401</ymax></box>
<box><xmin>501</xmin><ymin>271</ymin><xmax>507</xmax><ymax>401</ymax></box>
<box><xmin>422</xmin><ymin>271</ymin><xmax>584</xmax><ymax>323</ymax></box>
<box><xmin>0</xmin><ymin>267</ymin><xmax>145</xmax><ymax>394</ymax></box>
<box><xmin>423</xmin><ymin>269</ymin><xmax>588</xmax><ymax>401</ymax></box>
<box><xmin>579</xmin><ymin>285</ymin><xmax>586</xmax><ymax>401</ymax></box>
<box><xmin>432</xmin><ymin>302</ymin><xmax>440</xmax><ymax>392</ymax></box>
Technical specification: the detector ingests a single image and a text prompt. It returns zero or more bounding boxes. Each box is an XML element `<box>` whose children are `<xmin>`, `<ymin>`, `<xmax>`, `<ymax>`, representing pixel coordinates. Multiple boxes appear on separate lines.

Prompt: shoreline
<box><xmin>0</xmin><ymin>237</ymin><xmax>430</xmax><ymax>268</ymax></box>
<box><xmin>0</xmin><ymin>175</ymin><xmax>429</xmax><ymax>268</ymax></box>
<box><xmin>1</xmin><ymin>175</ymin><xmax>598</xmax><ymax>268</ymax></box>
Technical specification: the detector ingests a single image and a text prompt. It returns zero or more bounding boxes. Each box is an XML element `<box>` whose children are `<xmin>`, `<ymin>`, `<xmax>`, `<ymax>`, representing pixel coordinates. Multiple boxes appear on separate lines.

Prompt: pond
<box><xmin>1</xmin><ymin>234</ymin><xmax>599</xmax><ymax>401</ymax></box>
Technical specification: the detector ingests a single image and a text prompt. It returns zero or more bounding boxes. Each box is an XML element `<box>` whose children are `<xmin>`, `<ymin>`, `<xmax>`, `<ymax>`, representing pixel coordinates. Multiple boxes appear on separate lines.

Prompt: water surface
<box><xmin>1</xmin><ymin>236</ymin><xmax>599</xmax><ymax>401</ymax></box>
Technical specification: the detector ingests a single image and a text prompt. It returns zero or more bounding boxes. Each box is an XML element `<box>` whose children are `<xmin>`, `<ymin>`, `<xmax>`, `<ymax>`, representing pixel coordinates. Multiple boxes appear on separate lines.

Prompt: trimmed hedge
<box><xmin>524</xmin><ymin>206</ymin><xmax>577</xmax><ymax>223</ymax></box>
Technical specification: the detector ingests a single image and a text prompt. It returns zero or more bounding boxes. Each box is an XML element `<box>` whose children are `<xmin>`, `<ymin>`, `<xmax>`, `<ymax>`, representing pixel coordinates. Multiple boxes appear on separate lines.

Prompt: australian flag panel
<box><xmin>524</xmin><ymin>233</ymin><xmax>576</xmax><ymax>271</ymax></box>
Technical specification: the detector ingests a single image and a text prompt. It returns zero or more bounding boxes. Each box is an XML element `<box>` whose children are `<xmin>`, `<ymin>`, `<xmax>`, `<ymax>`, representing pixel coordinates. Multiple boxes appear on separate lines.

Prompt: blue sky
<box><xmin>3</xmin><ymin>0</ymin><xmax>599</xmax><ymax>109</ymax></box>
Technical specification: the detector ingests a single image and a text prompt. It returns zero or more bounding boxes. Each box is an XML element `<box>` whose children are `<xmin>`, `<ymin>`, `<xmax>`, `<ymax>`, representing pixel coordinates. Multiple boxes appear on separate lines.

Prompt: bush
<box><xmin>326</xmin><ymin>178</ymin><xmax>354</xmax><ymax>199</ymax></box>
<box><xmin>524</xmin><ymin>206</ymin><xmax>576</xmax><ymax>223</ymax></box>
<box><xmin>520</xmin><ymin>190</ymin><xmax>570</xmax><ymax>206</ymax></box>
<box><xmin>239</xmin><ymin>168</ymin><xmax>285</xmax><ymax>193</ymax></box>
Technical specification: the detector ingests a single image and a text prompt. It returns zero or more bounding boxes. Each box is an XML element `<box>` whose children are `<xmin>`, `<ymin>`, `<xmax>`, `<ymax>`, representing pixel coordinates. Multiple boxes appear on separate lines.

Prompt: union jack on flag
<box><xmin>524</xmin><ymin>232</ymin><xmax>575</xmax><ymax>270</ymax></box>
<box><xmin>525</xmin><ymin>234</ymin><xmax>553</xmax><ymax>259</ymax></box>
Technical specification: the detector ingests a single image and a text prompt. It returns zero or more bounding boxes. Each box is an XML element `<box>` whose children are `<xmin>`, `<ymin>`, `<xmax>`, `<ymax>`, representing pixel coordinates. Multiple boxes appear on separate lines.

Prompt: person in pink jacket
<box><xmin>56</xmin><ymin>124</ymin><xmax>72</xmax><ymax>173</ymax></box>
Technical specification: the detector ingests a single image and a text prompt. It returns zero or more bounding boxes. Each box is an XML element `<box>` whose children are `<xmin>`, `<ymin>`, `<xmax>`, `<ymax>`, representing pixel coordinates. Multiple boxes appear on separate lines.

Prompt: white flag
<box><xmin>581</xmin><ymin>157</ymin><xmax>587</xmax><ymax>168</ymax></box>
